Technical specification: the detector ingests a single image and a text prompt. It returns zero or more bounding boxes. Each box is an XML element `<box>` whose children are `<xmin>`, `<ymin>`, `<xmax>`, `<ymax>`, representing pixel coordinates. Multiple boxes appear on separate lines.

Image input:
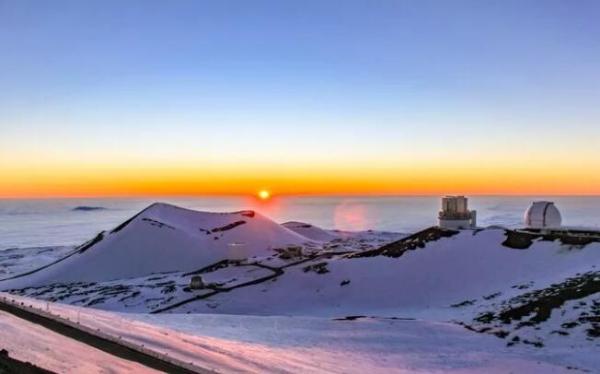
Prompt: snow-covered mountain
<box><xmin>0</xmin><ymin>203</ymin><xmax>313</xmax><ymax>285</ymax></box>
<box><xmin>5</xmin><ymin>220</ymin><xmax>598</xmax><ymax>320</ymax></box>
<box><xmin>151</xmin><ymin>228</ymin><xmax>600</xmax><ymax>317</ymax></box>
<box><xmin>2</xmin><ymin>203</ymin><xmax>599</xmax><ymax>370</ymax></box>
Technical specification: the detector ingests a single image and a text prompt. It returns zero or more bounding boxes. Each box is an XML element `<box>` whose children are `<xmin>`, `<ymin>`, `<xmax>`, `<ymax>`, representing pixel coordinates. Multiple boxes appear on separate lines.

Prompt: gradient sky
<box><xmin>1</xmin><ymin>0</ymin><xmax>599</xmax><ymax>197</ymax></box>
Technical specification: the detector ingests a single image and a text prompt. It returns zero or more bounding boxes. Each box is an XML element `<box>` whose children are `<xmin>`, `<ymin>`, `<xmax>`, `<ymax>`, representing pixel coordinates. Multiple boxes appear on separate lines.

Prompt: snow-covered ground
<box><xmin>0</xmin><ymin>293</ymin><xmax>574</xmax><ymax>373</ymax></box>
<box><xmin>1</xmin><ymin>203</ymin><xmax>598</xmax><ymax>373</ymax></box>
<box><xmin>0</xmin><ymin>203</ymin><xmax>402</xmax><ymax>286</ymax></box>
<box><xmin>8</xmin><ymin>227</ymin><xmax>596</xmax><ymax>320</ymax></box>
<box><xmin>164</xmin><ymin>229</ymin><xmax>598</xmax><ymax>317</ymax></box>
<box><xmin>0</xmin><ymin>308</ymin><xmax>159</xmax><ymax>373</ymax></box>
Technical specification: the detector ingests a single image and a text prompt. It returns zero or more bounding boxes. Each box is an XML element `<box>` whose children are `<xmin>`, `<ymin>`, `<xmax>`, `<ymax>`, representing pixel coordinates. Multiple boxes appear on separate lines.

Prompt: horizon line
<box><xmin>2</xmin><ymin>192</ymin><xmax>600</xmax><ymax>200</ymax></box>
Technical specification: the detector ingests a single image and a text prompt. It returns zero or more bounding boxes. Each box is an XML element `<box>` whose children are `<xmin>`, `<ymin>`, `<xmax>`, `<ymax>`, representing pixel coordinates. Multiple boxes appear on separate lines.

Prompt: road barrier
<box><xmin>0</xmin><ymin>293</ymin><xmax>214</xmax><ymax>374</ymax></box>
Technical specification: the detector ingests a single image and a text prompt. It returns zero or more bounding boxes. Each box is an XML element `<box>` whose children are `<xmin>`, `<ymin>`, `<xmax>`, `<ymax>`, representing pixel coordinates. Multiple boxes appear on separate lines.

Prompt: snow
<box><xmin>1</xmin><ymin>203</ymin><xmax>599</xmax><ymax>372</ymax></box>
<box><xmin>155</xmin><ymin>229</ymin><xmax>600</xmax><ymax>318</ymax></box>
<box><xmin>281</xmin><ymin>221</ymin><xmax>340</xmax><ymax>242</ymax></box>
<box><xmin>0</xmin><ymin>293</ymin><xmax>572</xmax><ymax>373</ymax></box>
<box><xmin>1</xmin><ymin>231</ymin><xmax>402</xmax><ymax>314</ymax></box>
<box><xmin>1</xmin><ymin>203</ymin><xmax>315</xmax><ymax>285</ymax></box>
<box><xmin>4</xmin><ymin>223</ymin><xmax>599</xmax><ymax>322</ymax></box>
<box><xmin>0</xmin><ymin>309</ymin><xmax>159</xmax><ymax>373</ymax></box>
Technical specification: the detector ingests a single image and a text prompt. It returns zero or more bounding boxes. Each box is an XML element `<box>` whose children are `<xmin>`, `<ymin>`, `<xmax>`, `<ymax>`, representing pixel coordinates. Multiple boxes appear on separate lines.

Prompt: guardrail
<box><xmin>0</xmin><ymin>293</ymin><xmax>214</xmax><ymax>374</ymax></box>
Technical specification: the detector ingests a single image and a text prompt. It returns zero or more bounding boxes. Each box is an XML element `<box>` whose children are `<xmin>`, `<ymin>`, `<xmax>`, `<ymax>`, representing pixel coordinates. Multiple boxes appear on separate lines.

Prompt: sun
<box><xmin>258</xmin><ymin>190</ymin><xmax>271</xmax><ymax>200</ymax></box>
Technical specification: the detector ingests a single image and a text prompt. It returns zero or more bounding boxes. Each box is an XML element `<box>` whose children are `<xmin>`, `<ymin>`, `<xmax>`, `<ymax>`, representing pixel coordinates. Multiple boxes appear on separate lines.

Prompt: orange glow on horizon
<box><xmin>1</xmin><ymin>159</ymin><xmax>599</xmax><ymax>198</ymax></box>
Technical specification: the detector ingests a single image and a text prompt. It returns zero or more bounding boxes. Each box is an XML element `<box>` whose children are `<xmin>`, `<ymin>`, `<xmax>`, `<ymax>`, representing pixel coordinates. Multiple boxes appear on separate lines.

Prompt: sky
<box><xmin>1</xmin><ymin>0</ymin><xmax>599</xmax><ymax>198</ymax></box>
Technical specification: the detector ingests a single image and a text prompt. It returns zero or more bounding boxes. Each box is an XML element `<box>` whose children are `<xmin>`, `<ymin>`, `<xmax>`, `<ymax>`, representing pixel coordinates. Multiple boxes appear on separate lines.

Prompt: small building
<box><xmin>524</xmin><ymin>201</ymin><xmax>562</xmax><ymax>229</ymax></box>
<box><xmin>438</xmin><ymin>196</ymin><xmax>477</xmax><ymax>229</ymax></box>
<box><xmin>189</xmin><ymin>275</ymin><xmax>205</xmax><ymax>290</ymax></box>
<box><xmin>276</xmin><ymin>245</ymin><xmax>303</xmax><ymax>259</ymax></box>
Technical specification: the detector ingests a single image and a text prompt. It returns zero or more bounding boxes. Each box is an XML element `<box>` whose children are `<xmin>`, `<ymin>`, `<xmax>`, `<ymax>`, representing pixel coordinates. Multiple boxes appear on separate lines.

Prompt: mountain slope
<box><xmin>1</xmin><ymin>203</ymin><xmax>312</xmax><ymax>286</ymax></box>
<box><xmin>0</xmin><ymin>293</ymin><xmax>576</xmax><ymax>373</ymax></box>
<box><xmin>281</xmin><ymin>221</ymin><xmax>340</xmax><ymax>242</ymax></box>
<box><xmin>165</xmin><ymin>228</ymin><xmax>600</xmax><ymax>317</ymax></box>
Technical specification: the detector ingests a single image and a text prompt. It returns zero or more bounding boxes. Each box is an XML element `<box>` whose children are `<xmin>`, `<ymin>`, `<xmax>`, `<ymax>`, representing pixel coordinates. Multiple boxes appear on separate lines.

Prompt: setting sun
<box><xmin>258</xmin><ymin>190</ymin><xmax>271</xmax><ymax>200</ymax></box>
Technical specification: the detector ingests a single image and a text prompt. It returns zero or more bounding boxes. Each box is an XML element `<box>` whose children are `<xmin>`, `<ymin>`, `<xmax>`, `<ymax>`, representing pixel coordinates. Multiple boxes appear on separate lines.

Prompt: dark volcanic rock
<box><xmin>350</xmin><ymin>227</ymin><xmax>459</xmax><ymax>258</ymax></box>
<box><xmin>0</xmin><ymin>349</ymin><xmax>56</xmax><ymax>373</ymax></box>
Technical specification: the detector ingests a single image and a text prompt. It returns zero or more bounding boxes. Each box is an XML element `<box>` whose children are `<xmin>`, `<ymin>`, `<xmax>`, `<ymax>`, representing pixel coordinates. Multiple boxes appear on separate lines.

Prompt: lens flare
<box><xmin>334</xmin><ymin>200</ymin><xmax>369</xmax><ymax>231</ymax></box>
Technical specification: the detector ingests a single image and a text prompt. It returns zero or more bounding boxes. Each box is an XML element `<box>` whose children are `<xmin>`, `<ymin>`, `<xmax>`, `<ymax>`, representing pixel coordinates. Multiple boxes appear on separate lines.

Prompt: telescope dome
<box><xmin>524</xmin><ymin>201</ymin><xmax>562</xmax><ymax>229</ymax></box>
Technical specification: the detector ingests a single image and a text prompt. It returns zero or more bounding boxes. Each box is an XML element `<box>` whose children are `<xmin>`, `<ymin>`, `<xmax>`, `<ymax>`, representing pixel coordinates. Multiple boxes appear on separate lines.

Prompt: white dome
<box><xmin>524</xmin><ymin>201</ymin><xmax>562</xmax><ymax>229</ymax></box>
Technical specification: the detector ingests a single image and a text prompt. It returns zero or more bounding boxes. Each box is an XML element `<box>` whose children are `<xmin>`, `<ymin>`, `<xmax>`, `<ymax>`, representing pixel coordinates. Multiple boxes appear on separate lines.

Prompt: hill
<box><xmin>0</xmin><ymin>203</ymin><xmax>313</xmax><ymax>285</ymax></box>
<box><xmin>3</xmin><ymin>209</ymin><xmax>599</xmax><ymax>366</ymax></box>
<box><xmin>160</xmin><ymin>228</ymin><xmax>600</xmax><ymax>317</ymax></box>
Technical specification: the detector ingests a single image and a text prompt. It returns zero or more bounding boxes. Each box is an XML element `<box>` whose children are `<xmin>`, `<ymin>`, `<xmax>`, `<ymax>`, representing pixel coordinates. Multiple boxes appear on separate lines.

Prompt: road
<box><xmin>0</xmin><ymin>299</ymin><xmax>212</xmax><ymax>374</ymax></box>
<box><xmin>152</xmin><ymin>251</ymin><xmax>351</xmax><ymax>314</ymax></box>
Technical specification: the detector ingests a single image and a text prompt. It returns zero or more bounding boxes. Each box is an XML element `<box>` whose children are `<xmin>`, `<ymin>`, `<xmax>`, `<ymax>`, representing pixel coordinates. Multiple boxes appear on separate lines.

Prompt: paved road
<box><xmin>0</xmin><ymin>300</ymin><xmax>212</xmax><ymax>374</ymax></box>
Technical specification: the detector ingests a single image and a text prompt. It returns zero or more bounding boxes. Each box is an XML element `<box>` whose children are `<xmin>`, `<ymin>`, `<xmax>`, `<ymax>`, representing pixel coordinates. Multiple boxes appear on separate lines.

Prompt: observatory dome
<box><xmin>524</xmin><ymin>201</ymin><xmax>562</xmax><ymax>229</ymax></box>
